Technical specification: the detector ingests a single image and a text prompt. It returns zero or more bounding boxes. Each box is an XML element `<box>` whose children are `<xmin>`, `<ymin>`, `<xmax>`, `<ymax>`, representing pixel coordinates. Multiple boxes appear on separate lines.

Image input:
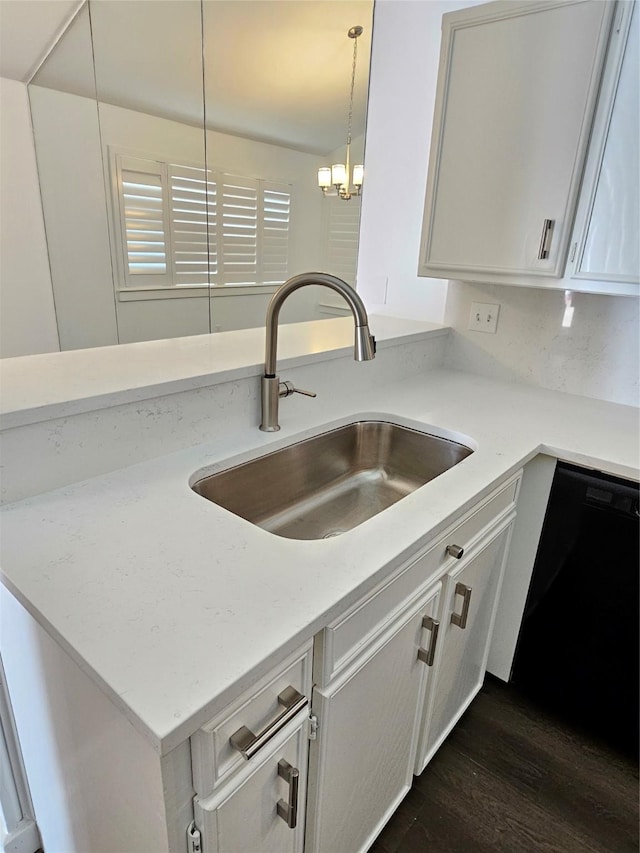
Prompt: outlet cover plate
<box><xmin>469</xmin><ymin>302</ymin><xmax>500</xmax><ymax>334</ymax></box>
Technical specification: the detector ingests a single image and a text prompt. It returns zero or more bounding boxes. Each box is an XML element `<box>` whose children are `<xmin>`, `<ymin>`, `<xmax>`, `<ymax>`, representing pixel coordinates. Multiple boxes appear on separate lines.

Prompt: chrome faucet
<box><xmin>260</xmin><ymin>272</ymin><xmax>376</xmax><ymax>431</ymax></box>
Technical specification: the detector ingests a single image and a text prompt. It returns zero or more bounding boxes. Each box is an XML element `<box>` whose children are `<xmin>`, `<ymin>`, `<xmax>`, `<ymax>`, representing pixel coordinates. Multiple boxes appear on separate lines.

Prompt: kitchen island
<box><xmin>1</xmin><ymin>317</ymin><xmax>638</xmax><ymax>852</ymax></box>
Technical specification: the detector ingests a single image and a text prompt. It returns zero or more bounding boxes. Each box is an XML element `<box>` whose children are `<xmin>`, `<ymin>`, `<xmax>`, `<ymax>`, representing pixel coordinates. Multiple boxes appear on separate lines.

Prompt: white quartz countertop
<box><xmin>1</xmin><ymin>368</ymin><xmax>638</xmax><ymax>755</ymax></box>
<box><xmin>0</xmin><ymin>315</ymin><xmax>443</xmax><ymax>428</ymax></box>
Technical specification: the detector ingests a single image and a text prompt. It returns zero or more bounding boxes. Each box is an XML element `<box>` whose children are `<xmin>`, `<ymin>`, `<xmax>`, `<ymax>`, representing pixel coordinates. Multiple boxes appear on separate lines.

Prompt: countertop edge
<box><xmin>0</xmin><ymin>320</ymin><xmax>448</xmax><ymax>430</ymax></box>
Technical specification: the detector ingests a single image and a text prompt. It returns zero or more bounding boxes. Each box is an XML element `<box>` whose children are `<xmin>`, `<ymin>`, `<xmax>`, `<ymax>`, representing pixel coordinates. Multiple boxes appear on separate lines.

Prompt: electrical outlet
<box><xmin>469</xmin><ymin>302</ymin><xmax>500</xmax><ymax>334</ymax></box>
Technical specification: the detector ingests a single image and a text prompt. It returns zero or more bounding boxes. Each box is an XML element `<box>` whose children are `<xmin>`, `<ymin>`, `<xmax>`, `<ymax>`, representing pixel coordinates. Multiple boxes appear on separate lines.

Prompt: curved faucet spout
<box><xmin>264</xmin><ymin>272</ymin><xmax>374</xmax><ymax>376</ymax></box>
<box><xmin>260</xmin><ymin>272</ymin><xmax>376</xmax><ymax>431</ymax></box>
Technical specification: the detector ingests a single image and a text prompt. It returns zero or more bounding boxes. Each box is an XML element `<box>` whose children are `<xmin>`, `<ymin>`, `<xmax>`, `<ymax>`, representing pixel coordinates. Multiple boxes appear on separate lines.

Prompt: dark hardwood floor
<box><xmin>370</xmin><ymin>677</ymin><xmax>639</xmax><ymax>853</ymax></box>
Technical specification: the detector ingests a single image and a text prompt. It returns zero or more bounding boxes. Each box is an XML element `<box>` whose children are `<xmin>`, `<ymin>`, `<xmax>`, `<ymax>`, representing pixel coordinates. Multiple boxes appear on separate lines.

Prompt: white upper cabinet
<box><xmin>418</xmin><ymin>0</ymin><xmax>618</xmax><ymax>289</ymax></box>
<box><xmin>565</xmin><ymin>1</ymin><xmax>639</xmax><ymax>294</ymax></box>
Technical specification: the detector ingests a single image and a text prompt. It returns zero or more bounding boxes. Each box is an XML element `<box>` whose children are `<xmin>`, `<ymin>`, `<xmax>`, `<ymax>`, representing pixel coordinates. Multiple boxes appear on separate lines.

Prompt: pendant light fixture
<box><xmin>318</xmin><ymin>26</ymin><xmax>364</xmax><ymax>200</ymax></box>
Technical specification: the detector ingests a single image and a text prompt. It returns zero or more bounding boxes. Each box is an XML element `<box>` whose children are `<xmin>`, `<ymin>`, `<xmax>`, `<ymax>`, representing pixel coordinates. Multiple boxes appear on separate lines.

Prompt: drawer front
<box><xmin>316</xmin><ymin>472</ymin><xmax>521</xmax><ymax>687</ymax></box>
<box><xmin>195</xmin><ymin>711</ymin><xmax>309</xmax><ymax>853</ymax></box>
<box><xmin>446</xmin><ymin>474</ymin><xmax>519</xmax><ymax>558</ymax></box>
<box><xmin>191</xmin><ymin>642</ymin><xmax>313</xmax><ymax>797</ymax></box>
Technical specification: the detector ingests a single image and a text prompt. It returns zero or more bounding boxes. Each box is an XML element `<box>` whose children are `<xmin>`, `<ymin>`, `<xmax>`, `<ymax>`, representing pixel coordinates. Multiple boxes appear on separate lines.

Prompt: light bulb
<box><xmin>318</xmin><ymin>167</ymin><xmax>332</xmax><ymax>188</ymax></box>
<box><xmin>331</xmin><ymin>164</ymin><xmax>347</xmax><ymax>187</ymax></box>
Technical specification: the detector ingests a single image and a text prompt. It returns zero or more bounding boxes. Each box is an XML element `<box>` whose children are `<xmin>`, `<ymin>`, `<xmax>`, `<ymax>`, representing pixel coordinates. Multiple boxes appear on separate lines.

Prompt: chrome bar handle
<box><xmin>277</xmin><ymin>759</ymin><xmax>300</xmax><ymax>829</ymax></box>
<box><xmin>417</xmin><ymin>616</ymin><xmax>440</xmax><ymax>666</ymax></box>
<box><xmin>451</xmin><ymin>582</ymin><xmax>472</xmax><ymax>629</ymax></box>
<box><xmin>229</xmin><ymin>686</ymin><xmax>308</xmax><ymax>760</ymax></box>
<box><xmin>538</xmin><ymin>218</ymin><xmax>555</xmax><ymax>259</ymax></box>
<box><xmin>279</xmin><ymin>380</ymin><xmax>317</xmax><ymax>398</ymax></box>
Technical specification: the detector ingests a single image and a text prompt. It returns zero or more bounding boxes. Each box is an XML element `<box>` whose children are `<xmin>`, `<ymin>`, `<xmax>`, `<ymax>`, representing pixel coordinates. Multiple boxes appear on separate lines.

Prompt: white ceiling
<box><xmin>0</xmin><ymin>0</ymin><xmax>83</xmax><ymax>82</ymax></box>
<box><xmin>200</xmin><ymin>1</ymin><xmax>373</xmax><ymax>153</ymax></box>
<box><xmin>7</xmin><ymin>0</ymin><xmax>373</xmax><ymax>155</ymax></box>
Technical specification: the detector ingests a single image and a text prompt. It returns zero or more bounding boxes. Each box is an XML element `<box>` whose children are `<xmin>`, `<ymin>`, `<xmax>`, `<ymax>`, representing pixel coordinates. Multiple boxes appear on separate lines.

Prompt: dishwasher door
<box><xmin>511</xmin><ymin>462</ymin><xmax>639</xmax><ymax>758</ymax></box>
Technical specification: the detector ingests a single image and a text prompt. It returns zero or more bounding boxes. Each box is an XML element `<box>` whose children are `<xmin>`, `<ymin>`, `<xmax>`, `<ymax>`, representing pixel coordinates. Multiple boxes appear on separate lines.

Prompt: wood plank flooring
<box><xmin>370</xmin><ymin>677</ymin><xmax>639</xmax><ymax>853</ymax></box>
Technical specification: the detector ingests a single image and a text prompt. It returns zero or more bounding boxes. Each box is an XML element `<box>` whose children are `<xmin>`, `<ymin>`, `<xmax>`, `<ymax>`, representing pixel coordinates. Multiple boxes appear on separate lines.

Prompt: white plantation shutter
<box><xmin>324</xmin><ymin>195</ymin><xmax>361</xmax><ymax>286</ymax></box>
<box><xmin>262</xmin><ymin>183</ymin><xmax>291</xmax><ymax>285</ymax></box>
<box><xmin>122</xmin><ymin>171</ymin><xmax>166</xmax><ymax>274</ymax></box>
<box><xmin>205</xmin><ymin>179</ymin><xmax>219</xmax><ymax>284</ymax></box>
<box><xmin>113</xmin><ymin>151</ymin><xmax>290</xmax><ymax>290</ymax></box>
<box><xmin>118</xmin><ymin>156</ymin><xmax>169</xmax><ymax>287</ymax></box>
<box><xmin>218</xmin><ymin>176</ymin><xmax>259</xmax><ymax>285</ymax></box>
<box><xmin>169</xmin><ymin>164</ymin><xmax>213</xmax><ymax>287</ymax></box>
<box><xmin>212</xmin><ymin>172</ymin><xmax>291</xmax><ymax>287</ymax></box>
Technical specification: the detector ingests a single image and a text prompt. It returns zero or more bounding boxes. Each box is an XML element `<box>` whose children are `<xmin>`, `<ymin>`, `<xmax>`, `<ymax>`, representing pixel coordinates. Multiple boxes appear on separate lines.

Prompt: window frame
<box><xmin>108</xmin><ymin>147</ymin><xmax>292</xmax><ymax>301</ymax></box>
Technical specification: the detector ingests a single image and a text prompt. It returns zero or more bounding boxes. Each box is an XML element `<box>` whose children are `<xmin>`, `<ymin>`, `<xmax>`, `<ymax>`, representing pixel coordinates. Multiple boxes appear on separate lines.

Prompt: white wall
<box><xmin>29</xmin><ymin>85</ymin><xmax>120</xmax><ymax>350</ymax></box>
<box><xmin>357</xmin><ymin>1</ymin><xmax>482</xmax><ymax>322</ymax></box>
<box><xmin>0</xmin><ymin>78</ymin><xmax>59</xmax><ymax>357</ymax></box>
<box><xmin>444</xmin><ymin>282</ymin><xmax>639</xmax><ymax>406</ymax></box>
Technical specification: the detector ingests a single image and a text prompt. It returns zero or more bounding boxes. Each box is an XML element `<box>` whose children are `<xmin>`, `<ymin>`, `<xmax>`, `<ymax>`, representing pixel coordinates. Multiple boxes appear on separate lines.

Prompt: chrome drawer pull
<box><xmin>417</xmin><ymin>616</ymin><xmax>440</xmax><ymax>666</ymax></box>
<box><xmin>229</xmin><ymin>686</ymin><xmax>308</xmax><ymax>760</ymax></box>
<box><xmin>538</xmin><ymin>218</ymin><xmax>555</xmax><ymax>259</ymax></box>
<box><xmin>446</xmin><ymin>543</ymin><xmax>464</xmax><ymax>559</ymax></box>
<box><xmin>277</xmin><ymin>759</ymin><xmax>300</xmax><ymax>829</ymax></box>
<box><xmin>451</xmin><ymin>582</ymin><xmax>472</xmax><ymax>629</ymax></box>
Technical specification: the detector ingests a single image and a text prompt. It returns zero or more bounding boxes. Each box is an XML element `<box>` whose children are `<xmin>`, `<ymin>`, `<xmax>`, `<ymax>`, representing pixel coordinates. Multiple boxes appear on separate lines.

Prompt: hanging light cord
<box><xmin>341</xmin><ymin>27</ymin><xmax>361</xmax><ymax>198</ymax></box>
<box><xmin>346</xmin><ymin>32</ymin><xmax>358</xmax><ymax>149</ymax></box>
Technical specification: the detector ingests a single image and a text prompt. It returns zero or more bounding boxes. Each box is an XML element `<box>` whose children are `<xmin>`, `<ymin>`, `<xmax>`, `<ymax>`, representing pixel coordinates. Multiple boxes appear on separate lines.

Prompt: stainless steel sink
<box><xmin>191</xmin><ymin>421</ymin><xmax>473</xmax><ymax>540</ymax></box>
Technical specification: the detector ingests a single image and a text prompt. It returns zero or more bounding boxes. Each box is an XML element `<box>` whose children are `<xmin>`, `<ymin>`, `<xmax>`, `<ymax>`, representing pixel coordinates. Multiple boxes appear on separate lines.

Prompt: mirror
<box><xmin>28</xmin><ymin>0</ymin><xmax>373</xmax><ymax>352</ymax></box>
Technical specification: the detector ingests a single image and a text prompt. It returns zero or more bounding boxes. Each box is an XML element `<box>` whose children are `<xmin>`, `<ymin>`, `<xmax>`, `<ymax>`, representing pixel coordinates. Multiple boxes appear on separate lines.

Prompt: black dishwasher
<box><xmin>511</xmin><ymin>462</ymin><xmax>639</xmax><ymax>758</ymax></box>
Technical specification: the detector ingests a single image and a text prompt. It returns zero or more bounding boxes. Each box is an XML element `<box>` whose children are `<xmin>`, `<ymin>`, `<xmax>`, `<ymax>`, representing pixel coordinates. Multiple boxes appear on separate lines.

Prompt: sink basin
<box><xmin>191</xmin><ymin>420</ymin><xmax>473</xmax><ymax>540</ymax></box>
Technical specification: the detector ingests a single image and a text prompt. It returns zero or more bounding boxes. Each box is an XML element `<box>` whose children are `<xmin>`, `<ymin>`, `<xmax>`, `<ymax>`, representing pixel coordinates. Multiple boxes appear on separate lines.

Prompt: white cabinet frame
<box><xmin>418</xmin><ymin>0</ymin><xmax>616</xmax><ymax>289</ymax></box>
<box><xmin>564</xmin><ymin>0</ymin><xmax>639</xmax><ymax>295</ymax></box>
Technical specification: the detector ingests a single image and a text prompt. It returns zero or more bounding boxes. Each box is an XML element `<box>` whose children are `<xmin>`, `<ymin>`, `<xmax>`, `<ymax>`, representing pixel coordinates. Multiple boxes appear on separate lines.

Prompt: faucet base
<box><xmin>260</xmin><ymin>375</ymin><xmax>281</xmax><ymax>431</ymax></box>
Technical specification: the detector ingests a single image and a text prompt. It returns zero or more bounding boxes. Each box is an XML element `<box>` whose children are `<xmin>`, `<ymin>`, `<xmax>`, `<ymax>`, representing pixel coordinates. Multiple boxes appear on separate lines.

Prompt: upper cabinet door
<box><xmin>418</xmin><ymin>0</ymin><xmax>614</xmax><ymax>283</ymax></box>
<box><xmin>566</xmin><ymin>1</ymin><xmax>639</xmax><ymax>294</ymax></box>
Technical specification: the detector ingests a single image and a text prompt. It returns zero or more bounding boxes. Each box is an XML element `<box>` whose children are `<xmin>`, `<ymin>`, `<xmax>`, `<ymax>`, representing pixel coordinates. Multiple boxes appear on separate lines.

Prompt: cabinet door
<box><xmin>306</xmin><ymin>584</ymin><xmax>441</xmax><ymax>853</ymax></box>
<box><xmin>194</xmin><ymin>713</ymin><xmax>308</xmax><ymax>853</ymax></box>
<box><xmin>419</xmin><ymin>0</ymin><xmax>613</xmax><ymax>282</ymax></box>
<box><xmin>567</xmin><ymin>0</ymin><xmax>639</xmax><ymax>293</ymax></box>
<box><xmin>417</xmin><ymin>522</ymin><xmax>512</xmax><ymax>771</ymax></box>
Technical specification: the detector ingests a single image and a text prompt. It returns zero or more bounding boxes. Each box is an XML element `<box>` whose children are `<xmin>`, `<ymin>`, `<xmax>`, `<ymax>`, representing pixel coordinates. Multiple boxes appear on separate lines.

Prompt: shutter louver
<box><xmin>220</xmin><ymin>178</ymin><xmax>258</xmax><ymax>285</ymax></box>
<box><xmin>262</xmin><ymin>184</ymin><xmax>290</xmax><ymax>285</ymax></box>
<box><xmin>122</xmin><ymin>169</ymin><xmax>167</xmax><ymax>275</ymax></box>
<box><xmin>325</xmin><ymin>195</ymin><xmax>361</xmax><ymax>286</ymax></box>
<box><xmin>169</xmin><ymin>164</ymin><xmax>214</xmax><ymax>287</ymax></box>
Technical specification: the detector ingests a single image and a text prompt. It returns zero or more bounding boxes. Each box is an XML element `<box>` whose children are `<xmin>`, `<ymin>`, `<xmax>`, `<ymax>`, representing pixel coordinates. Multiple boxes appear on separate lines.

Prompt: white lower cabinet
<box><xmin>190</xmin><ymin>474</ymin><xmax>520</xmax><ymax>853</ymax></box>
<box><xmin>305</xmin><ymin>584</ymin><xmax>441</xmax><ymax>853</ymax></box>
<box><xmin>191</xmin><ymin>642</ymin><xmax>313</xmax><ymax>853</ymax></box>
<box><xmin>194</xmin><ymin>712</ymin><xmax>309</xmax><ymax>853</ymax></box>
<box><xmin>416</xmin><ymin>519</ymin><xmax>514</xmax><ymax>773</ymax></box>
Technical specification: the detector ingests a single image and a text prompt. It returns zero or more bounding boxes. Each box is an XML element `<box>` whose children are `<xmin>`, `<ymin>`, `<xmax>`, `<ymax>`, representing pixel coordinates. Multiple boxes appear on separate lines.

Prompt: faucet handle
<box><xmin>279</xmin><ymin>380</ymin><xmax>317</xmax><ymax>399</ymax></box>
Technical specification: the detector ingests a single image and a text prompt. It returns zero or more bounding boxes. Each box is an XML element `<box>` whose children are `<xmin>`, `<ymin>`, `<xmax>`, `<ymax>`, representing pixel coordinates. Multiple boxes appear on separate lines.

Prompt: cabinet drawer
<box><xmin>447</xmin><ymin>473</ymin><xmax>519</xmax><ymax>558</ymax></box>
<box><xmin>195</xmin><ymin>713</ymin><xmax>309</xmax><ymax>853</ymax></box>
<box><xmin>315</xmin><ymin>473</ymin><xmax>520</xmax><ymax>687</ymax></box>
<box><xmin>191</xmin><ymin>642</ymin><xmax>313</xmax><ymax>797</ymax></box>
